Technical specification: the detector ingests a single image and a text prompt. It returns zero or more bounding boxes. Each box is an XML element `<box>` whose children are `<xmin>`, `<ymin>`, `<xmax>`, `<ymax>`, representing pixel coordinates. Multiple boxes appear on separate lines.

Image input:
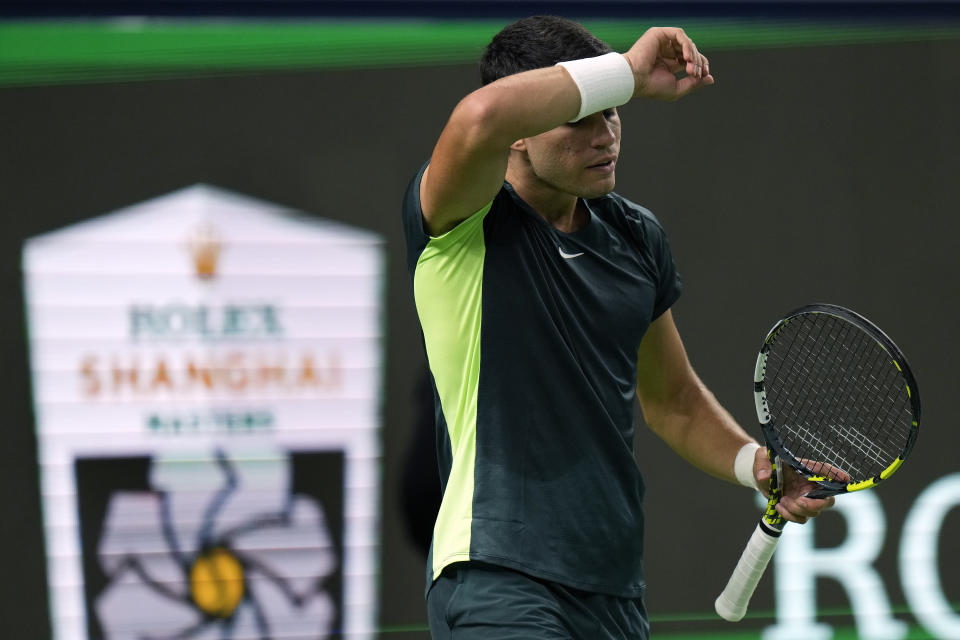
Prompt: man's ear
<box><xmin>510</xmin><ymin>139</ymin><xmax>527</xmax><ymax>152</ymax></box>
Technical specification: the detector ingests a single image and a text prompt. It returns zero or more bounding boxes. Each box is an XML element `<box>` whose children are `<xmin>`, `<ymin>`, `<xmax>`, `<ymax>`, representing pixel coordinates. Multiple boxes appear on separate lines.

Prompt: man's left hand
<box><xmin>753</xmin><ymin>447</ymin><xmax>846</xmax><ymax>523</ymax></box>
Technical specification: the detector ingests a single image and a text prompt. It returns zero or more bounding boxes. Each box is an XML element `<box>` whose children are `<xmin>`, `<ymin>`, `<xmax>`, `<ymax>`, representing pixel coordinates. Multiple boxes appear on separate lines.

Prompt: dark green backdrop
<box><xmin>1</xmin><ymin>20</ymin><xmax>958</xmax><ymax>639</ymax></box>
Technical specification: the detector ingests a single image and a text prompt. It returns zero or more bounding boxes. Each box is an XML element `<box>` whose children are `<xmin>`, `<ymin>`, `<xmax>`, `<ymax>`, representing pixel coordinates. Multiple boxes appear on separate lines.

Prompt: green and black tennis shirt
<box><xmin>402</xmin><ymin>163</ymin><xmax>683</xmax><ymax>598</ymax></box>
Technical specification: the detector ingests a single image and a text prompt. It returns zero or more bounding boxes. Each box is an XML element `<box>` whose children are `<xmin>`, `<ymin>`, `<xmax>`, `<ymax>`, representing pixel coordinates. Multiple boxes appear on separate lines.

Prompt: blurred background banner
<box><xmin>22</xmin><ymin>186</ymin><xmax>384</xmax><ymax>639</ymax></box>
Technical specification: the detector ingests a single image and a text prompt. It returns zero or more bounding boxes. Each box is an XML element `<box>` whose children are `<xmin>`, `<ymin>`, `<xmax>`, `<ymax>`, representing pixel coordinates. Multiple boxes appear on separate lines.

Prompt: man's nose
<box><xmin>588</xmin><ymin>114</ymin><xmax>617</xmax><ymax>147</ymax></box>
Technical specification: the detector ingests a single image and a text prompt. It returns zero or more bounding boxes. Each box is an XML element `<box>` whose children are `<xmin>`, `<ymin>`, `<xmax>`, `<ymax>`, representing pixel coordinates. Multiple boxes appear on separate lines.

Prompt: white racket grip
<box><xmin>715</xmin><ymin>523</ymin><xmax>781</xmax><ymax>621</ymax></box>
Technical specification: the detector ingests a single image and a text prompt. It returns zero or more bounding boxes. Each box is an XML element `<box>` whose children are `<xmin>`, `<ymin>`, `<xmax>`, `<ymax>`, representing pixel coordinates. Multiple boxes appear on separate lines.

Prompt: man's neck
<box><xmin>506</xmin><ymin>170</ymin><xmax>588</xmax><ymax>234</ymax></box>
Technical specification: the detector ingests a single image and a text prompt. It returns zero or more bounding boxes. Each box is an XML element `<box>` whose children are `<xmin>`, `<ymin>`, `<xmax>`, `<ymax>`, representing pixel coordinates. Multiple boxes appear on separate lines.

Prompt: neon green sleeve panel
<box><xmin>413</xmin><ymin>202</ymin><xmax>492</xmax><ymax>578</ymax></box>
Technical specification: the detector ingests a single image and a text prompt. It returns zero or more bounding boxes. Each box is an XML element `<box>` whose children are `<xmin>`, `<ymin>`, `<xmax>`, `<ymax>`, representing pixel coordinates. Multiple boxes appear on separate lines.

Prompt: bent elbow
<box><xmin>449</xmin><ymin>89</ymin><xmax>516</xmax><ymax>151</ymax></box>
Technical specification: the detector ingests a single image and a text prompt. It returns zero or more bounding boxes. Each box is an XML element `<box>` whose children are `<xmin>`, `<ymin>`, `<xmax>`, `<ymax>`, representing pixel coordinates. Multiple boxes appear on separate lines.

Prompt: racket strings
<box><xmin>779</xmin><ymin>319</ymin><xmax>881</xmax><ymax>478</ymax></box>
<box><xmin>782</xmin><ymin>334</ymin><xmax>896</xmax><ymax>479</ymax></box>
<box><xmin>765</xmin><ymin>313</ymin><xmax>914</xmax><ymax>483</ymax></box>
<box><xmin>776</xmin><ymin>316</ymin><xmax>863</xmax><ymax>473</ymax></box>
<box><xmin>812</xmin><ymin>324</ymin><xmax>895</xmax><ymax>471</ymax></box>
<box><xmin>781</xmin><ymin>322</ymin><xmax>908</xmax><ymax>478</ymax></box>
<box><xmin>786</xmin><ymin>317</ymin><xmax>853</xmax><ymax>439</ymax></box>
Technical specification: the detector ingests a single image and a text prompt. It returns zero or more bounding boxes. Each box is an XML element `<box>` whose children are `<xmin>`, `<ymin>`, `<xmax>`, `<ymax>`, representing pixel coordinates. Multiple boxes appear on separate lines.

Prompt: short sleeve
<box><xmin>615</xmin><ymin>199</ymin><xmax>682</xmax><ymax>320</ymax></box>
<box><xmin>401</xmin><ymin>161</ymin><xmax>494</xmax><ymax>279</ymax></box>
<box><xmin>648</xmin><ymin>220</ymin><xmax>683</xmax><ymax>319</ymax></box>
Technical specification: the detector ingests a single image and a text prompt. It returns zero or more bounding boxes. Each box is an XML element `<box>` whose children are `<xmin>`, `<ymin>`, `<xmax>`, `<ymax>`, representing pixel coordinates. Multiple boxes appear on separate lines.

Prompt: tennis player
<box><xmin>402</xmin><ymin>16</ymin><xmax>835</xmax><ymax>639</ymax></box>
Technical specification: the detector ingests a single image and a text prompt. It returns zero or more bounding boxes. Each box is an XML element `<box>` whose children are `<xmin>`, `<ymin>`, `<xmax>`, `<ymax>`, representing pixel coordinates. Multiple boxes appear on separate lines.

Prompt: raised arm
<box><xmin>635</xmin><ymin>311</ymin><xmax>836</xmax><ymax>523</ymax></box>
<box><xmin>420</xmin><ymin>67</ymin><xmax>581</xmax><ymax>235</ymax></box>
<box><xmin>421</xmin><ymin>27</ymin><xmax>714</xmax><ymax>235</ymax></box>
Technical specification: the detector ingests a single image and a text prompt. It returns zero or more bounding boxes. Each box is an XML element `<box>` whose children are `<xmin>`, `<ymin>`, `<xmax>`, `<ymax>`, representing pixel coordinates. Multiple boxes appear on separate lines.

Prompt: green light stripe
<box><xmin>0</xmin><ymin>20</ymin><xmax>500</xmax><ymax>86</ymax></box>
<box><xmin>1</xmin><ymin>18</ymin><xmax>959</xmax><ymax>87</ymax></box>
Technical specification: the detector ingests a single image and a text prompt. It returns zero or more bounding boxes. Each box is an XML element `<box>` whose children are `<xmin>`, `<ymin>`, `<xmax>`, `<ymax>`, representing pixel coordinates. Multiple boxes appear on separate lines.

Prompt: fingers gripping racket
<box><xmin>714</xmin><ymin>304</ymin><xmax>920</xmax><ymax>622</ymax></box>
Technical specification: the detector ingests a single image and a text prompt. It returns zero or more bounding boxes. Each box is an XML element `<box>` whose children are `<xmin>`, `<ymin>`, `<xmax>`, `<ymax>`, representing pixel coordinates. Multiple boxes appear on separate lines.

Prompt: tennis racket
<box><xmin>714</xmin><ymin>303</ymin><xmax>920</xmax><ymax>622</ymax></box>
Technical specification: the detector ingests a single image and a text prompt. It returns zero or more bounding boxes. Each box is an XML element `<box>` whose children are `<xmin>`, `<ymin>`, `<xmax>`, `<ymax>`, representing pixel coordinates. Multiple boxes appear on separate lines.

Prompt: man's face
<box><xmin>520</xmin><ymin>108</ymin><xmax>622</xmax><ymax>199</ymax></box>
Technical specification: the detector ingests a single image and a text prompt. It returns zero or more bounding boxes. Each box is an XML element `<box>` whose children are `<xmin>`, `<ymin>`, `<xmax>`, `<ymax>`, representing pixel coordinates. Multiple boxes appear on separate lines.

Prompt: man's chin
<box><xmin>580</xmin><ymin>177</ymin><xmax>616</xmax><ymax>199</ymax></box>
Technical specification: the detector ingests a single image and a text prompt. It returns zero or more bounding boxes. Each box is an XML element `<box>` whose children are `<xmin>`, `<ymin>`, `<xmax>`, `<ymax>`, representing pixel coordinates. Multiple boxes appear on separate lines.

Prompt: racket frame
<box><xmin>715</xmin><ymin>303</ymin><xmax>921</xmax><ymax>622</ymax></box>
<box><xmin>755</xmin><ymin>303</ymin><xmax>920</xmax><ymax>498</ymax></box>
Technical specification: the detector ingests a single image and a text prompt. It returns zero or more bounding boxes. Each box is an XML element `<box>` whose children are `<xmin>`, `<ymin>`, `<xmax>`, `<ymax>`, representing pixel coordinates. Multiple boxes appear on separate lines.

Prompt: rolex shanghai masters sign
<box><xmin>22</xmin><ymin>186</ymin><xmax>384</xmax><ymax>640</ymax></box>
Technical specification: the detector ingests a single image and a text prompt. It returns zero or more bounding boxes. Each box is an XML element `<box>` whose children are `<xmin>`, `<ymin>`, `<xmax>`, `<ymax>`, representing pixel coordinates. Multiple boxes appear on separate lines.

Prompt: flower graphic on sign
<box><xmin>94</xmin><ymin>450</ymin><xmax>337</xmax><ymax>639</ymax></box>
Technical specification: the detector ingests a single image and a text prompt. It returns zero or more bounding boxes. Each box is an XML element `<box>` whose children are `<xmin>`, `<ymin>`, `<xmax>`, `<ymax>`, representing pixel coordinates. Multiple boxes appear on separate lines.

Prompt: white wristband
<box><xmin>556</xmin><ymin>52</ymin><xmax>635</xmax><ymax>122</ymax></box>
<box><xmin>734</xmin><ymin>442</ymin><xmax>762</xmax><ymax>491</ymax></box>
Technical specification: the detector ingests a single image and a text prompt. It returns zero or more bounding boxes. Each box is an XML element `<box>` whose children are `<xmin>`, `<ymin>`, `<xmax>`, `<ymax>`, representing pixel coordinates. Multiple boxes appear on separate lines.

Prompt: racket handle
<box><xmin>714</xmin><ymin>522</ymin><xmax>781</xmax><ymax>621</ymax></box>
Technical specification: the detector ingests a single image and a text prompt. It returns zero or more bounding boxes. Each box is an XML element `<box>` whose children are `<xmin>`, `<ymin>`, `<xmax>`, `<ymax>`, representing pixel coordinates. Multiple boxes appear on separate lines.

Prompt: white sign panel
<box><xmin>23</xmin><ymin>185</ymin><xmax>384</xmax><ymax>640</ymax></box>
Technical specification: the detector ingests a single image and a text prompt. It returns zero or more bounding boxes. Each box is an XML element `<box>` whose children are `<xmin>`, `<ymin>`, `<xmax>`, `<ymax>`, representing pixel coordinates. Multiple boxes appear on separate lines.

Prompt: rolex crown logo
<box><xmin>187</xmin><ymin>224</ymin><xmax>222</xmax><ymax>280</ymax></box>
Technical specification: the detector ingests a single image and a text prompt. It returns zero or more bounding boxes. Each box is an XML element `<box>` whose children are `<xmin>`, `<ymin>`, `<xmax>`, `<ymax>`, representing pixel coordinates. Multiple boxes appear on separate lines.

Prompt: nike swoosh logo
<box><xmin>558</xmin><ymin>246</ymin><xmax>584</xmax><ymax>259</ymax></box>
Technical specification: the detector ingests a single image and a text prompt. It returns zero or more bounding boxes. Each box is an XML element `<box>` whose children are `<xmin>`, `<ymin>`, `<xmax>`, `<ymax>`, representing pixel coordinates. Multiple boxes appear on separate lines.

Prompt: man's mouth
<box><xmin>588</xmin><ymin>159</ymin><xmax>616</xmax><ymax>172</ymax></box>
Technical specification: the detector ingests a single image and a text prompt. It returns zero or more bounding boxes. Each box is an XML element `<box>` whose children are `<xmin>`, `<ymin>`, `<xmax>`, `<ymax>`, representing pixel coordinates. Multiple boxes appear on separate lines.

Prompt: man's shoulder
<box><xmin>588</xmin><ymin>192</ymin><xmax>665</xmax><ymax>232</ymax></box>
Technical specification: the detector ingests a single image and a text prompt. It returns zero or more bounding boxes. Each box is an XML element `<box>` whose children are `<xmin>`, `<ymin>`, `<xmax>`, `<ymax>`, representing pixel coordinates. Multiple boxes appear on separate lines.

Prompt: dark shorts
<box><xmin>426</xmin><ymin>562</ymin><xmax>649</xmax><ymax>640</ymax></box>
